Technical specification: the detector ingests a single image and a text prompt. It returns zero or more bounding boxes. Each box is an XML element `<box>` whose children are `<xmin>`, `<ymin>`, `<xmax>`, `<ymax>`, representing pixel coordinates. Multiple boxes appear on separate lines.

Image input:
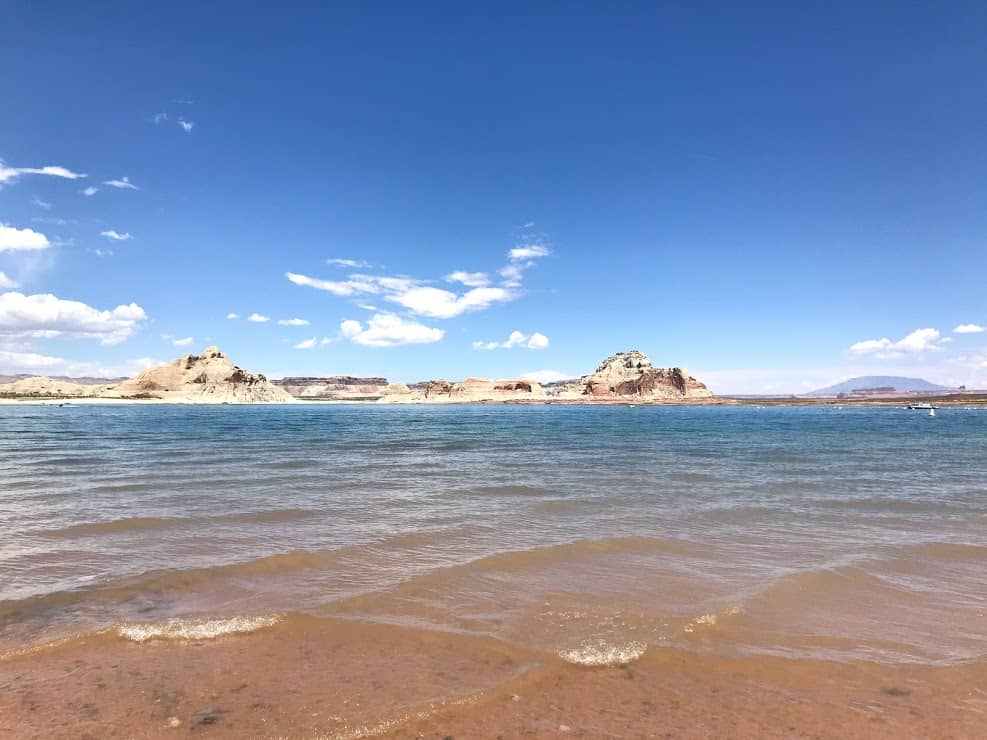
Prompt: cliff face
<box><xmin>273</xmin><ymin>376</ymin><xmax>389</xmax><ymax>400</ymax></box>
<box><xmin>386</xmin><ymin>377</ymin><xmax>547</xmax><ymax>403</ymax></box>
<box><xmin>555</xmin><ymin>350</ymin><xmax>712</xmax><ymax>401</ymax></box>
<box><xmin>104</xmin><ymin>346</ymin><xmax>294</xmax><ymax>403</ymax></box>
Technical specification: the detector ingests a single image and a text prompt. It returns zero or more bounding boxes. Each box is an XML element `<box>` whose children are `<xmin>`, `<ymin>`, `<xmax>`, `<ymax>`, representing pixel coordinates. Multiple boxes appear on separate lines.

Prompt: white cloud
<box><xmin>520</xmin><ymin>370</ymin><xmax>574</xmax><ymax>384</ymax></box>
<box><xmin>247</xmin><ymin>313</ymin><xmax>270</xmax><ymax>323</ymax></box>
<box><xmin>0</xmin><ymin>350</ymin><xmax>159</xmax><ymax>377</ymax></box>
<box><xmin>177</xmin><ymin>118</ymin><xmax>195</xmax><ymax>133</ymax></box>
<box><xmin>339</xmin><ymin>313</ymin><xmax>444</xmax><ymax>347</ymax></box>
<box><xmin>527</xmin><ymin>332</ymin><xmax>550</xmax><ymax>349</ymax></box>
<box><xmin>954</xmin><ymin>323</ymin><xmax>985</xmax><ymax>334</ymax></box>
<box><xmin>289</xmin><ymin>240</ymin><xmax>551</xmax><ymax>320</ymax></box>
<box><xmin>100</xmin><ymin>230</ymin><xmax>133</xmax><ymax>241</ymax></box>
<box><xmin>90</xmin><ymin>248</ymin><xmax>113</xmax><ymax>258</ymax></box>
<box><xmin>0</xmin><ymin>162</ymin><xmax>87</xmax><ymax>186</ymax></box>
<box><xmin>0</xmin><ymin>224</ymin><xmax>51</xmax><ymax>252</ymax></box>
<box><xmin>849</xmin><ymin>328</ymin><xmax>947</xmax><ymax>359</ymax></box>
<box><xmin>171</xmin><ymin>336</ymin><xmax>194</xmax><ymax>347</ymax></box>
<box><xmin>445</xmin><ymin>271</ymin><xmax>490</xmax><ymax>288</ymax></box>
<box><xmin>153</xmin><ymin>112</ymin><xmax>168</xmax><ymax>124</ymax></box>
<box><xmin>286</xmin><ymin>272</ymin><xmax>381</xmax><ymax>296</ymax></box>
<box><xmin>277</xmin><ymin>318</ymin><xmax>310</xmax><ymax>326</ymax></box>
<box><xmin>0</xmin><ymin>272</ymin><xmax>19</xmax><ymax>289</ymax></box>
<box><xmin>82</xmin><ymin>186</ymin><xmax>99</xmax><ymax>197</ymax></box>
<box><xmin>226</xmin><ymin>312</ymin><xmax>240</xmax><ymax>319</ymax></box>
<box><xmin>327</xmin><ymin>258</ymin><xmax>371</xmax><ymax>268</ymax></box>
<box><xmin>32</xmin><ymin>216</ymin><xmax>71</xmax><ymax>225</ymax></box>
<box><xmin>294</xmin><ymin>337</ymin><xmax>317</xmax><ymax>350</ymax></box>
<box><xmin>389</xmin><ymin>285</ymin><xmax>514</xmax><ymax>319</ymax></box>
<box><xmin>0</xmin><ymin>292</ymin><xmax>147</xmax><ymax>345</ymax></box>
<box><xmin>472</xmin><ymin>330</ymin><xmax>550</xmax><ymax>350</ymax></box>
<box><xmin>31</xmin><ymin>197</ymin><xmax>52</xmax><ymax>210</ymax></box>
<box><xmin>509</xmin><ymin>244</ymin><xmax>550</xmax><ymax>261</ymax></box>
<box><xmin>0</xmin><ymin>348</ymin><xmax>67</xmax><ymax>371</ymax></box>
<box><xmin>102</xmin><ymin>176</ymin><xmax>138</xmax><ymax>190</ymax></box>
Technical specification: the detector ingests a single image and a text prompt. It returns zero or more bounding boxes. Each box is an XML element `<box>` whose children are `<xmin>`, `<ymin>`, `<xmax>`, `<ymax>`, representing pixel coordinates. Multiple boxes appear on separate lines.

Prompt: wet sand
<box><xmin>2</xmin><ymin>615</ymin><xmax>985</xmax><ymax>739</ymax></box>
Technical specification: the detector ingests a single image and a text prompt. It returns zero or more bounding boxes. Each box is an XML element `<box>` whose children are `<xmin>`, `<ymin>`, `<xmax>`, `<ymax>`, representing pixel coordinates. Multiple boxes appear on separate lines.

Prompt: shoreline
<box><xmin>2</xmin><ymin>395</ymin><xmax>987</xmax><ymax>406</ymax></box>
<box><xmin>3</xmin><ymin>614</ymin><xmax>983</xmax><ymax>738</ymax></box>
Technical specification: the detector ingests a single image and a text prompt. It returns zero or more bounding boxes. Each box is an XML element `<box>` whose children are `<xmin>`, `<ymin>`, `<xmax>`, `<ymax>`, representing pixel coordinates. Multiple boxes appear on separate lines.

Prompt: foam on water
<box><xmin>558</xmin><ymin>639</ymin><xmax>647</xmax><ymax>666</ymax></box>
<box><xmin>117</xmin><ymin>614</ymin><xmax>281</xmax><ymax>642</ymax></box>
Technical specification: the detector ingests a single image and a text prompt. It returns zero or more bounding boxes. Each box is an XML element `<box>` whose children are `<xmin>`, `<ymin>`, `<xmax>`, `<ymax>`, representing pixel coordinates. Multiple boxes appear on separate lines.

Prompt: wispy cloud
<box><xmin>177</xmin><ymin>118</ymin><xmax>195</xmax><ymax>133</ymax></box>
<box><xmin>294</xmin><ymin>337</ymin><xmax>318</xmax><ymax>350</ymax></box>
<box><xmin>327</xmin><ymin>258</ymin><xmax>372</xmax><ymax>269</ymax></box>
<box><xmin>153</xmin><ymin>112</ymin><xmax>168</xmax><ymax>124</ymax></box>
<box><xmin>389</xmin><ymin>285</ymin><xmax>515</xmax><ymax>319</ymax></box>
<box><xmin>0</xmin><ymin>272</ymin><xmax>19</xmax><ymax>289</ymax></box>
<box><xmin>82</xmin><ymin>186</ymin><xmax>99</xmax><ymax>197</ymax></box>
<box><xmin>90</xmin><ymin>248</ymin><xmax>113</xmax><ymax>258</ymax></box>
<box><xmin>226</xmin><ymin>312</ymin><xmax>240</xmax><ymax>320</ymax></box>
<box><xmin>339</xmin><ymin>313</ymin><xmax>444</xmax><ymax>347</ymax></box>
<box><xmin>954</xmin><ymin>323</ymin><xmax>985</xmax><ymax>334</ymax></box>
<box><xmin>0</xmin><ymin>162</ymin><xmax>87</xmax><ymax>186</ymax></box>
<box><xmin>472</xmin><ymin>330</ymin><xmax>549</xmax><ymax>350</ymax></box>
<box><xmin>508</xmin><ymin>244</ymin><xmax>551</xmax><ymax>261</ymax></box>
<box><xmin>102</xmin><ymin>176</ymin><xmax>138</xmax><ymax>190</ymax></box>
<box><xmin>171</xmin><ymin>336</ymin><xmax>194</xmax><ymax>347</ymax></box>
<box><xmin>32</xmin><ymin>216</ymin><xmax>71</xmax><ymax>225</ymax></box>
<box><xmin>31</xmin><ymin>196</ymin><xmax>52</xmax><ymax>210</ymax></box>
<box><xmin>277</xmin><ymin>317</ymin><xmax>310</xmax><ymax>326</ymax></box>
<box><xmin>849</xmin><ymin>328</ymin><xmax>948</xmax><ymax>359</ymax></box>
<box><xmin>289</xmin><ymin>240</ymin><xmax>551</xmax><ymax>320</ymax></box>
<box><xmin>0</xmin><ymin>224</ymin><xmax>51</xmax><ymax>252</ymax></box>
<box><xmin>100</xmin><ymin>230</ymin><xmax>133</xmax><ymax>241</ymax></box>
<box><xmin>247</xmin><ymin>313</ymin><xmax>270</xmax><ymax>323</ymax></box>
<box><xmin>445</xmin><ymin>271</ymin><xmax>490</xmax><ymax>288</ymax></box>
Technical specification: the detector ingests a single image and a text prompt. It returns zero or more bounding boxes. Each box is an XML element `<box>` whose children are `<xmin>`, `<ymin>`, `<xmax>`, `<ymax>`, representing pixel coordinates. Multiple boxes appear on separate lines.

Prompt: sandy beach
<box><xmin>3</xmin><ymin>614</ymin><xmax>985</xmax><ymax>738</ymax></box>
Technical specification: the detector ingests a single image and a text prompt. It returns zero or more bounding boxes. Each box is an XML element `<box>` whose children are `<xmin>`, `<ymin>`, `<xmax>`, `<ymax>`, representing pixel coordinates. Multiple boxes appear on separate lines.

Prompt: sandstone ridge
<box><xmin>273</xmin><ymin>376</ymin><xmax>390</xmax><ymax>401</ymax></box>
<box><xmin>552</xmin><ymin>350</ymin><xmax>712</xmax><ymax>402</ymax></box>
<box><xmin>103</xmin><ymin>346</ymin><xmax>294</xmax><ymax>403</ymax></box>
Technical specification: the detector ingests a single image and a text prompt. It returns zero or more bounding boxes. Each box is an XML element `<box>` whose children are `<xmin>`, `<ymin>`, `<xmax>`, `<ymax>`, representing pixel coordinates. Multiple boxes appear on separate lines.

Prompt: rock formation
<box><xmin>103</xmin><ymin>346</ymin><xmax>294</xmax><ymax>403</ymax></box>
<box><xmin>0</xmin><ymin>377</ymin><xmax>114</xmax><ymax>398</ymax></box>
<box><xmin>553</xmin><ymin>350</ymin><xmax>712</xmax><ymax>402</ymax></box>
<box><xmin>386</xmin><ymin>377</ymin><xmax>547</xmax><ymax>403</ymax></box>
<box><xmin>272</xmin><ymin>376</ymin><xmax>389</xmax><ymax>401</ymax></box>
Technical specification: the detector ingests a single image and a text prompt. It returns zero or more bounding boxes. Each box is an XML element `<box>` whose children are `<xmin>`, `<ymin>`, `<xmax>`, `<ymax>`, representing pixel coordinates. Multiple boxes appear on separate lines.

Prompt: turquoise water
<box><xmin>1</xmin><ymin>404</ymin><xmax>985</xmax><ymax>663</ymax></box>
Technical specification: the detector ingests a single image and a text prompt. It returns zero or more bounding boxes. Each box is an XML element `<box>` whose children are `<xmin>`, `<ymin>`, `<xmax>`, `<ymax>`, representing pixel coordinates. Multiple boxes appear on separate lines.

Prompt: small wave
<box><xmin>117</xmin><ymin>614</ymin><xmax>280</xmax><ymax>642</ymax></box>
<box><xmin>466</xmin><ymin>484</ymin><xmax>556</xmax><ymax>497</ymax></box>
<box><xmin>558</xmin><ymin>639</ymin><xmax>647</xmax><ymax>666</ymax></box>
<box><xmin>683</xmin><ymin>605</ymin><xmax>741</xmax><ymax>633</ymax></box>
<box><xmin>37</xmin><ymin>508</ymin><xmax>323</xmax><ymax>538</ymax></box>
<box><xmin>894</xmin><ymin>542</ymin><xmax>987</xmax><ymax>561</ymax></box>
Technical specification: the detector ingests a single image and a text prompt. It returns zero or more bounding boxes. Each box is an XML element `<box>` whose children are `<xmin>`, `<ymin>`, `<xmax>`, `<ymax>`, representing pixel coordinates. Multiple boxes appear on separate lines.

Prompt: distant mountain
<box><xmin>0</xmin><ymin>374</ymin><xmax>124</xmax><ymax>385</ymax></box>
<box><xmin>807</xmin><ymin>376</ymin><xmax>951</xmax><ymax>397</ymax></box>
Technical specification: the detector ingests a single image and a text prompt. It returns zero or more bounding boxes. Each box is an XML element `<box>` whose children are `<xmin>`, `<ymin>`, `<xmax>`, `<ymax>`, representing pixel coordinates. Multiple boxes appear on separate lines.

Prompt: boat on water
<box><xmin>906</xmin><ymin>402</ymin><xmax>939</xmax><ymax>410</ymax></box>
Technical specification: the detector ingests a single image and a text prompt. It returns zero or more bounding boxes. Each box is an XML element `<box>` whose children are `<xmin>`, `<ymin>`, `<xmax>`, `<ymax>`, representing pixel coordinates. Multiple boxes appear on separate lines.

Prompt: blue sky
<box><xmin>2</xmin><ymin>1</ymin><xmax>986</xmax><ymax>392</ymax></box>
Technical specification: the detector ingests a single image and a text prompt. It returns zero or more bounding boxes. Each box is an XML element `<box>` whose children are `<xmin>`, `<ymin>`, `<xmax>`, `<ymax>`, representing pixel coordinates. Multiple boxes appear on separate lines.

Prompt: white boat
<box><xmin>906</xmin><ymin>402</ymin><xmax>938</xmax><ymax>410</ymax></box>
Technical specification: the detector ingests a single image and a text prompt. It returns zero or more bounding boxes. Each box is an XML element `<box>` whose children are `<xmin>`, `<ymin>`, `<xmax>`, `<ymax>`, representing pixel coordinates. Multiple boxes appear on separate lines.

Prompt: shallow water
<box><xmin>1</xmin><ymin>404</ymin><xmax>986</xmax><ymax>736</ymax></box>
